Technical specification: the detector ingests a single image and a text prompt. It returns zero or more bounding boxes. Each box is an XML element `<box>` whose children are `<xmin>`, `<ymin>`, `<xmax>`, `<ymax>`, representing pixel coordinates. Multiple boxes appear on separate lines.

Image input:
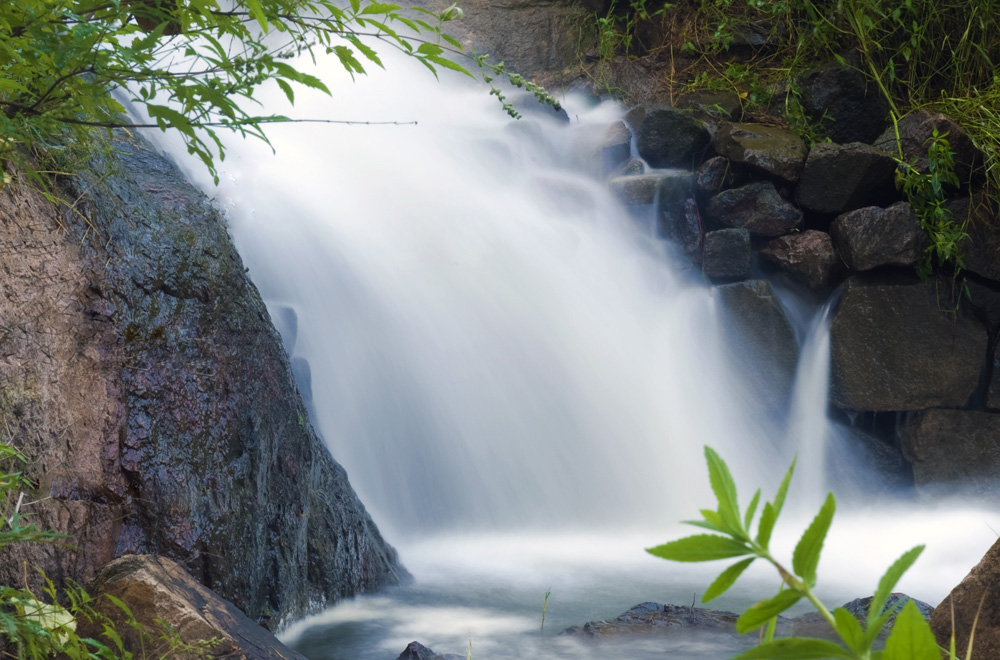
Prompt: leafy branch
<box><xmin>647</xmin><ymin>446</ymin><xmax>960</xmax><ymax>660</ymax></box>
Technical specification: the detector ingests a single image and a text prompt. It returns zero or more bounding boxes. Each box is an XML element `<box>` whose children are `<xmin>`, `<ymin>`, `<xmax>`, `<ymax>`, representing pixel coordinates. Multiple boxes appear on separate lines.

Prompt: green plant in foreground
<box><xmin>646</xmin><ymin>446</ymin><xmax>956</xmax><ymax>660</ymax></box>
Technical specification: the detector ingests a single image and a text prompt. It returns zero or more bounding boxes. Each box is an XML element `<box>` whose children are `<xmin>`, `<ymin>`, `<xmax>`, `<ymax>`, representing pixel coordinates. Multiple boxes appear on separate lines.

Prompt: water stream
<box><xmin>149</xmin><ymin>49</ymin><xmax>999</xmax><ymax>660</ymax></box>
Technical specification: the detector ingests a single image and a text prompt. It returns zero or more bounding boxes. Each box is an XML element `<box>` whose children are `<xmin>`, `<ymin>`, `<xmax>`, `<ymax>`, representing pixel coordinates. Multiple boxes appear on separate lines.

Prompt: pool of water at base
<box><xmin>280</xmin><ymin>514</ymin><xmax>998</xmax><ymax>660</ymax></box>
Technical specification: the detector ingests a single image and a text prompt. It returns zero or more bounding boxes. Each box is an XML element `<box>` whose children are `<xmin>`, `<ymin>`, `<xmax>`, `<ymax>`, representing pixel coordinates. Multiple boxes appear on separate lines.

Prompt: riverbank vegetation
<box><xmin>586</xmin><ymin>0</ymin><xmax>1000</xmax><ymax>274</ymax></box>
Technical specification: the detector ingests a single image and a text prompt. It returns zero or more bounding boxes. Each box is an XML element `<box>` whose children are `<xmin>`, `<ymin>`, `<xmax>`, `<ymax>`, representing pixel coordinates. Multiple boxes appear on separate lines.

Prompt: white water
<box><xmin>147</xmin><ymin>49</ymin><xmax>999</xmax><ymax>659</ymax></box>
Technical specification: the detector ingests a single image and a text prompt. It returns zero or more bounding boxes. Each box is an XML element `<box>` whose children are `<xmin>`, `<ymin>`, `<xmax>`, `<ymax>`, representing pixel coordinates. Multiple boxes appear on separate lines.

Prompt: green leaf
<box><xmin>772</xmin><ymin>455</ymin><xmax>796</xmax><ymax>518</ymax></box>
<box><xmin>744</xmin><ymin>488</ymin><xmax>761</xmax><ymax>530</ymax></box>
<box><xmin>730</xmin><ymin>637</ymin><xmax>855</xmax><ymax>659</ymax></box>
<box><xmin>646</xmin><ymin>534</ymin><xmax>752</xmax><ymax>563</ymax></box>
<box><xmin>755</xmin><ymin>502</ymin><xmax>777</xmax><ymax>548</ymax></box>
<box><xmin>882</xmin><ymin>600</ymin><xmax>940</xmax><ymax>660</ymax></box>
<box><xmin>832</xmin><ymin>607</ymin><xmax>865</xmax><ymax>654</ymax></box>
<box><xmin>791</xmin><ymin>492</ymin><xmax>836</xmax><ymax>587</ymax></box>
<box><xmin>704</xmin><ymin>446</ymin><xmax>743</xmax><ymax>537</ymax></box>
<box><xmin>736</xmin><ymin>589</ymin><xmax>802</xmax><ymax>633</ymax></box>
<box><xmin>275</xmin><ymin>79</ymin><xmax>295</xmax><ymax>105</ymax></box>
<box><xmin>702</xmin><ymin>557</ymin><xmax>755</xmax><ymax>602</ymax></box>
<box><xmin>360</xmin><ymin>2</ymin><xmax>402</xmax><ymax>15</ymax></box>
<box><xmin>868</xmin><ymin>546</ymin><xmax>924</xmax><ymax>631</ymax></box>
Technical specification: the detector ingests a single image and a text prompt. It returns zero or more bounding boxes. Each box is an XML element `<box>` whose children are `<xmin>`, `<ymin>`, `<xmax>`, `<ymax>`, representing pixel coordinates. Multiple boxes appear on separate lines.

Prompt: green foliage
<box><xmin>894</xmin><ymin>128</ymin><xmax>967</xmax><ymax>276</ymax></box>
<box><xmin>646</xmin><ymin>446</ymin><xmax>959</xmax><ymax>660</ymax></box>
<box><xmin>0</xmin><ymin>0</ymin><xmax>560</xmax><ymax>186</ymax></box>
<box><xmin>0</xmin><ymin>440</ymin><xmax>216</xmax><ymax>659</ymax></box>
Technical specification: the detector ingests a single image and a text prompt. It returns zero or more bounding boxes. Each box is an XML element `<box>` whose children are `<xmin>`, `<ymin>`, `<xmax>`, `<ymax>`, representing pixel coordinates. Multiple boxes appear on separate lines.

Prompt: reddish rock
<box><xmin>931</xmin><ymin>537</ymin><xmax>1000</xmax><ymax>659</ymax></box>
<box><xmin>759</xmin><ymin>230</ymin><xmax>840</xmax><ymax>290</ymax></box>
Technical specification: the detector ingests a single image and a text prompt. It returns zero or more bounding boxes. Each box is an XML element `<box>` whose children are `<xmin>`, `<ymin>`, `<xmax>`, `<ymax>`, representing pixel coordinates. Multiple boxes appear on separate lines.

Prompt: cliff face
<box><xmin>0</xmin><ymin>132</ymin><xmax>405</xmax><ymax>626</ymax></box>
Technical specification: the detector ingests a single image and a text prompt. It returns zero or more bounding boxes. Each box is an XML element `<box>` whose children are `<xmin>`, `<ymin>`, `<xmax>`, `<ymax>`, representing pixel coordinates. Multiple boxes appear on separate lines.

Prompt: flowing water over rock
<box><xmin>150</xmin><ymin>51</ymin><xmax>999</xmax><ymax>660</ymax></box>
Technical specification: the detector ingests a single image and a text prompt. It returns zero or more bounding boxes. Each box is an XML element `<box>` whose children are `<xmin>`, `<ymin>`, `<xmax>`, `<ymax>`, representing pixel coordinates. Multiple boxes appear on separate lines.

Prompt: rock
<box><xmin>829</xmin><ymin>275</ymin><xmax>988</xmax><ymax>410</ymax></box>
<box><xmin>675</xmin><ymin>90</ymin><xmax>743</xmax><ymax>122</ymax></box>
<box><xmin>952</xmin><ymin>194</ymin><xmax>1000</xmax><ymax>281</ymax></box>
<box><xmin>798</xmin><ymin>62</ymin><xmax>891</xmax><ymax>144</ymax></box>
<box><xmin>635</xmin><ymin>108</ymin><xmax>712</xmax><ymax>168</ymax></box>
<box><xmin>900</xmin><ymin>409</ymin><xmax>1000</xmax><ymax>501</ymax></box>
<box><xmin>713</xmin><ymin>122</ymin><xmax>807</xmax><ymax>183</ymax></box>
<box><xmin>704</xmin><ymin>181</ymin><xmax>803</xmax><ymax>237</ymax></box>
<box><xmin>660</xmin><ymin>197</ymin><xmax>703</xmax><ymax>261</ymax></box>
<box><xmin>795</xmin><ymin>142</ymin><xmax>898</xmax><ymax>215</ymax></box>
<box><xmin>601</xmin><ymin>121</ymin><xmax>632</xmax><ymax>173</ymax></box>
<box><xmin>696</xmin><ymin>156</ymin><xmax>744</xmax><ymax>196</ymax></box>
<box><xmin>396</xmin><ymin>642</ymin><xmax>465</xmax><ymax>660</ymax></box>
<box><xmin>931</xmin><ymin>537</ymin><xmax>1000</xmax><ymax>659</ymax></box>
<box><xmin>703</xmin><ymin>229</ymin><xmax>751</xmax><ymax>282</ymax></box>
<box><xmin>793</xmin><ymin>594</ymin><xmax>933</xmax><ymax>640</ymax></box>
<box><xmin>608</xmin><ymin>170</ymin><xmax>693</xmax><ymax>211</ymax></box>
<box><xmin>610</xmin><ymin>157</ymin><xmax>645</xmax><ymax>177</ymax></box>
<box><xmin>715</xmin><ymin>280</ymin><xmax>800</xmax><ymax>411</ymax></box>
<box><xmin>873</xmin><ymin>110</ymin><xmax>979</xmax><ymax>184</ymax></box>
<box><xmin>561</xmin><ymin>602</ymin><xmax>745</xmax><ymax>637</ymax></box>
<box><xmin>759</xmin><ymin>230</ymin><xmax>840</xmax><ymax>290</ymax></box>
<box><xmin>0</xmin><ymin>132</ymin><xmax>406</xmax><ymax>626</ymax></box>
<box><xmin>78</xmin><ymin>555</ymin><xmax>307</xmax><ymax>660</ymax></box>
<box><xmin>829</xmin><ymin>202</ymin><xmax>928</xmax><ymax>271</ymax></box>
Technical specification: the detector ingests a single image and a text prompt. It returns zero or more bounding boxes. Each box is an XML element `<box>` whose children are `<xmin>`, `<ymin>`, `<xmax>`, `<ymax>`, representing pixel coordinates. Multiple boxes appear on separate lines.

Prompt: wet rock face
<box><xmin>714</xmin><ymin>280</ymin><xmax>800</xmax><ymax>412</ymax></box>
<box><xmin>953</xmin><ymin>194</ymin><xmax>1000</xmax><ymax>281</ymax></box>
<box><xmin>0</xmin><ymin>132</ymin><xmax>405</xmax><ymax>626</ymax></box>
<box><xmin>759</xmin><ymin>230</ymin><xmax>839</xmax><ymax>291</ymax></box>
<box><xmin>900</xmin><ymin>409</ymin><xmax>1000</xmax><ymax>501</ymax></box>
<box><xmin>829</xmin><ymin>202</ymin><xmax>928</xmax><ymax>271</ymax></box>
<box><xmin>635</xmin><ymin>108</ymin><xmax>712</xmax><ymax>168</ymax></box>
<box><xmin>80</xmin><ymin>555</ymin><xmax>307</xmax><ymax>660</ymax></box>
<box><xmin>703</xmin><ymin>229</ymin><xmax>751</xmax><ymax>282</ymax></box>
<box><xmin>829</xmin><ymin>276</ymin><xmax>988</xmax><ymax>411</ymax></box>
<box><xmin>794</xmin><ymin>142</ymin><xmax>898</xmax><ymax>215</ymax></box>
<box><xmin>932</xmin><ymin>537</ymin><xmax>1000</xmax><ymax>659</ymax></box>
<box><xmin>713</xmin><ymin>122</ymin><xmax>807</xmax><ymax>183</ymax></box>
<box><xmin>704</xmin><ymin>181</ymin><xmax>803</xmax><ymax>237</ymax></box>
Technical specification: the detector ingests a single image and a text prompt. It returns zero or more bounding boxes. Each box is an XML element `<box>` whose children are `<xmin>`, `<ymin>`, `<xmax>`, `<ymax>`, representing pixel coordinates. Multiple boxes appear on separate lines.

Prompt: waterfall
<box><xmin>145</xmin><ymin>45</ymin><xmax>998</xmax><ymax>659</ymax></box>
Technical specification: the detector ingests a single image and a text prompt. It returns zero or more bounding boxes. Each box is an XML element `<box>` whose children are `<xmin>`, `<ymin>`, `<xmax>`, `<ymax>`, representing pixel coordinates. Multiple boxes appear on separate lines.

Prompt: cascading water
<box><xmin>149</xmin><ymin>47</ymin><xmax>998</xmax><ymax>660</ymax></box>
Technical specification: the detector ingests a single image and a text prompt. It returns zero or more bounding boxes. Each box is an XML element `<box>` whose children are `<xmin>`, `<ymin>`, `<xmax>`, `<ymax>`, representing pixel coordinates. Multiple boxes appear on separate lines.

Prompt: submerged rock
<box><xmin>561</xmin><ymin>602</ymin><xmax>743</xmax><ymax>637</ymax></box>
<box><xmin>80</xmin><ymin>555</ymin><xmax>306</xmax><ymax>660</ymax></box>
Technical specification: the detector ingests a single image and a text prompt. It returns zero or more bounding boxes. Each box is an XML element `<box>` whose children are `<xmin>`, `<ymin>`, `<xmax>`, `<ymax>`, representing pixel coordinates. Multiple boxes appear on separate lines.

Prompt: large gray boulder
<box><xmin>759</xmin><ymin>230</ymin><xmax>840</xmax><ymax>291</ymax></box>
<box><xmin>931</xmin><ymin>537</ymin><xmax>1000</xmax><ymax>659</ymax></box>
<box><xmin>635</xmin><ymin>108</ymin><xmax>712</xmax><ymax>168</ymax></box>
<box><xmin>795</xmin><ymin>142</ymin><xmax>898</xmax><ymax>215</ymax></box>
<box><xmin>829</xmin><ymin>202</ymin><xmax>929</xmax><ymax>271</ymax></box>
<box><xmin>0</xmin><ymin>132</ymin><xmax>405</xmax><ymax>626</ymax></box>
<box><xmin>704</xmin><ymin>181</ymin><xmax>803</xmax><ymax>236</ymax></box>
<box><xmin>900</xmin><ymin>409</ymin><xmax>1000</xmax><ymax>501</ymax></box>
<box><xmin>829</xmin><ymin>275</ymin><xmax>988</xmax><ymax>410</ymax></box>
<box><xmin>714</xmin><ymin>122</ymin><xmax>807</xmax><ymax>183</ymax></box>
<box><xmin>715</xmin><ymin>280</ymin><xmax>799</xmax><ymax>411</ymax></box>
